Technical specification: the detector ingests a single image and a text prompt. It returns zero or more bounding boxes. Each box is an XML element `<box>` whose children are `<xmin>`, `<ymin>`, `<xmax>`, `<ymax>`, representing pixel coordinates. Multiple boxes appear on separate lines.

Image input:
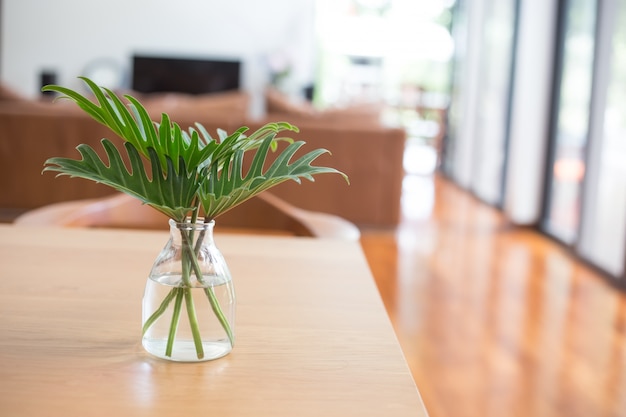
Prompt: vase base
<box><xmin>142</xmin><ymin>338</ymin><xmax>232</xmax><ymax>362</ymax></box>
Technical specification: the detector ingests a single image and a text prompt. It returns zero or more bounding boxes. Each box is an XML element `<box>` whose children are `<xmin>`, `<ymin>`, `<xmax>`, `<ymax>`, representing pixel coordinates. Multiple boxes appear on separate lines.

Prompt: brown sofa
<box><xmin>0</xmin><ymin>86</ymin><xmax>405</xmax><ymax>228</ymax></box>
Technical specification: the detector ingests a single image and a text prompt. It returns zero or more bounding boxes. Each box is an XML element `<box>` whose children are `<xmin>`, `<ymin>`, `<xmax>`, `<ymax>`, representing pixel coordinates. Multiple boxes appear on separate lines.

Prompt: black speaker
<box><xmin>303</xmin><ymin>84</ymin><xmax>315</xmax><ymax>102</ymax></box>
<box><xmin>40</xmin><ymin>71</ymin><xmax>57</xmax><ymax>95</ymax></box>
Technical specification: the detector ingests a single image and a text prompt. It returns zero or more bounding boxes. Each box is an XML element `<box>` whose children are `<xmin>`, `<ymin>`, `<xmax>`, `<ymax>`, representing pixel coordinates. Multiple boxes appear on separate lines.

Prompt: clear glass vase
<box><xmin>142</xmin><ymin>219</ymin><xmax>236</xmax><ymax>362</ymax></box>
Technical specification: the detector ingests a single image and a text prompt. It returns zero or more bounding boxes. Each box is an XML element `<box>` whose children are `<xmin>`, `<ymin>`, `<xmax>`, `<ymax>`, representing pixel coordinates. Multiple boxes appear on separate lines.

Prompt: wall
<box><xmin>0</xmin><ymin>0</ymin><xmax>315</xmax><ymax>113</ymax></box>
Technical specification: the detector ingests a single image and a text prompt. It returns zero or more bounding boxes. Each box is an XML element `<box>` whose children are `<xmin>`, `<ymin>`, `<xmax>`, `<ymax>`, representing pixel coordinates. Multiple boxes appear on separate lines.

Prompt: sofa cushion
<box><xmin>264</xmin><ymin>87</ymin><xmax>383</xmax><ymax>127</ymax></box>
<box><xmin>0</xmin><ymin>83</ymin><xmax>29</xmax><ymax>102</ymax></box>
<box><xmin>265</xmin><ymin>87</ymin><xmax>316</xmax><ymax>116</ymax></box>
<box><xmin>135</xmin><ymin>90</ymin><xmax>250</xmax><ymax>125</ymax></box>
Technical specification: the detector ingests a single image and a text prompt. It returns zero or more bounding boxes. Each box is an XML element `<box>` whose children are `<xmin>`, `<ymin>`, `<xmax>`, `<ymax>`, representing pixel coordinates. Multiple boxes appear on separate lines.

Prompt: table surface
<box><xmin>0</xmin><ymin>224</ymin><xmax>427</xmax><ymax>417</ymax></box>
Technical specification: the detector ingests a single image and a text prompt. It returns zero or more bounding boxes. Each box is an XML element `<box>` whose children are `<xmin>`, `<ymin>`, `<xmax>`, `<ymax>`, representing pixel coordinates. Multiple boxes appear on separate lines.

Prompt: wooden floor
<box><xmin>360</xmin><ymin>172</ymin><xmax>626</xmax><ymax>417</ymax></box>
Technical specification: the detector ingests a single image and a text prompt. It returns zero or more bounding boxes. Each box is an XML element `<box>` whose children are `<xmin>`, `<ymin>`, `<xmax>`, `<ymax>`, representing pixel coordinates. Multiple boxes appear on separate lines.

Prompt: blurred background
<box><xmin>1</xmin><ymin>0</ymin><xmax>624</xmax><ymax>330</ymax></box>
<box><xmin>2</xmin><ymin>0</ymin><xmax>625</xmax><ymax>343</ymax></box>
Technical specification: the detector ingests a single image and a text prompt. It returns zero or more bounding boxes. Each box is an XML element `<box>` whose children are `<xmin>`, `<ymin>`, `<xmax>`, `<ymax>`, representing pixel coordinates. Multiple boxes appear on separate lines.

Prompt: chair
<box><xmin>13</xmin><ymin>191</ymin><xmax>361</xmax><ymax>241</ymax></box>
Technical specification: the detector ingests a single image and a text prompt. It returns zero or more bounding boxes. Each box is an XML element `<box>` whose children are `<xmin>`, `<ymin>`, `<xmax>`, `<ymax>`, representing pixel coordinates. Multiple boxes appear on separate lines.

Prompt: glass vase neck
<box><xmin>169</xmin><ymin>218</ymin><xmax>215</xmax><ymax>231</ymax></box>
<box><xmin>168</xmin><ymin>219</ymin><xmax>215</xmax><ymax>243</ymax></box>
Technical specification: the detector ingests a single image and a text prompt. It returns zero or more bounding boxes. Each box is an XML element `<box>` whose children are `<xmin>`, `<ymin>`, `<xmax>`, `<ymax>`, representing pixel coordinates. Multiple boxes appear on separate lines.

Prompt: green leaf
<box><xmin>41</xmin><ymin>77</ymin><xmax>349</xmax><ymax>223</ymax></box>
<box><xmin>43</xmin><ymin>78</ymin><xmax>218</xmax><ymax>175</ymax></box>
<box><xmin>43</xmin><ymin>139</ymin><xmax>198</xmax><ymax>221</ymax></box>
<box><xmin>198</xmin><ymin>135</ymin><xmax>348</xmax><ymax>219</ymax></box>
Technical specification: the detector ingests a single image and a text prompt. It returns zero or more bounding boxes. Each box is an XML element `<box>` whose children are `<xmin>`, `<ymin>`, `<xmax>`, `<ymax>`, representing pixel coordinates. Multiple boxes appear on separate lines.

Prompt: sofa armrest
<box><xmin>241</xmin><ymin>117</ymin><xmax>406</xmax><ymax>227</ymax></box>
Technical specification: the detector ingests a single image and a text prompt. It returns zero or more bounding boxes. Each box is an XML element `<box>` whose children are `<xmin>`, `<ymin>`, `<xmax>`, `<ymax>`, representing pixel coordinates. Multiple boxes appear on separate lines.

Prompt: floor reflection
<box><xmin>361</xmin><ymin>165</ymin><xmax>626</xmax><ymax>417</ymax></box>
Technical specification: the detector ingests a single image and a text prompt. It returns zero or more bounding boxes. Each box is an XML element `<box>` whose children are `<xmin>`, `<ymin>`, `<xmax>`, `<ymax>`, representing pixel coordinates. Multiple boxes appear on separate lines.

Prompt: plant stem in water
<box><xmin>166</xmin><ymin>288</ymin><xmax>184</xmax><ymax>357</ymax></box>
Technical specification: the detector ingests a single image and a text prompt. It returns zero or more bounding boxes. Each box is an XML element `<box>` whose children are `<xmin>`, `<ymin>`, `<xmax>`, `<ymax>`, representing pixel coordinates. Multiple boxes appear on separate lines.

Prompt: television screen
<box><xmin>132</xmin><ymin>55</ymin><xmax>241</xmax><ymax>95</ymax></box>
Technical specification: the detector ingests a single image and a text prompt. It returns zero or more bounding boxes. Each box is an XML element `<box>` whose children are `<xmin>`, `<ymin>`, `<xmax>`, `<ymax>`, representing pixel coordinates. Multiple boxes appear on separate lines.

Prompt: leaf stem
<box><xmin>181</xmin><ymin>227</ymin><xmax>235</xmax><ymax>348</ymax></box>
<box><xmin>187</xmin><ymin>248</ymin><xmax>235</xmax><ymax>348</ymax></box>
<box><xmin>177</xmin><ymin>228</ymin><xmax>205</xmax><ymax>359</ymax></box>
<box><xmin>183</xmin><ymin>287</ymin><xmax>204</xmax><ymax>359</ymax></box>
<box><xmin>166</xmin><ymin>288</ymin><xmax>184</xmax><ymax>357</ymax></box>
<box><xmin>142</xmin><ymin>287</ymin><xmax>177</xmax><ymax>336</ymax></box>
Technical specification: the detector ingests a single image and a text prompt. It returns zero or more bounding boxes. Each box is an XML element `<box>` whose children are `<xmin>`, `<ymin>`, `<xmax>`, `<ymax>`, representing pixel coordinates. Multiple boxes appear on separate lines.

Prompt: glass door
<box><xmin>577</xmin><ymin>0</ymin><xmax>626</xmax><ymax>279</ymax></box>
<box><xmin>442</xmin><ymin>0</ymin><xmax>469</xmax><ymax>177</ymax></box>
<box><xmin>542</xmin><ymin>0</ymin><xmax>597</xmax><ymax>244</ymax></box>
<box><xmin>544</xmin><ymin>0</ymin><xmax>626</xmax><ymax>281</ymax></box>
<box><xmin>470</xmin><ymin>0</ymin><xmax>518</xmax><ymax>206</ymax></box>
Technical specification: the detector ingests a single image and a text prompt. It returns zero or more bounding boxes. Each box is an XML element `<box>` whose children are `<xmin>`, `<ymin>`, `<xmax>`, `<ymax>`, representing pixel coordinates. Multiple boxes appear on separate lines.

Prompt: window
<box><xmin>543</xmin><ymin>0</ymin><xmax>597</xmax><ymax>244</ymax></box>
<box><xmin>576</xmin><ymin>0</ymin><xmax>626</xmax><ymax>279</ymax></box>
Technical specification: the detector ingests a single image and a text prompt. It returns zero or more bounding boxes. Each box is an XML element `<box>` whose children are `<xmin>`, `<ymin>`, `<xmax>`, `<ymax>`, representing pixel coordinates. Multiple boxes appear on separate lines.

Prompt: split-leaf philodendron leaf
<box><xmin>42</xmin><ymin>77</ymin><xmax>348</xmax><ymax>222</ymax></box>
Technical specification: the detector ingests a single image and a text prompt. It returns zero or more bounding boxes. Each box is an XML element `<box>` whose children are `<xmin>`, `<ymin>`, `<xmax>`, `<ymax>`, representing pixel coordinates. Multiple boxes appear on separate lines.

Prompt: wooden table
<box><xmin>0</xmin><ymin>224</ymin><xmax>427</xmax><ymax>417</ymax></box>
